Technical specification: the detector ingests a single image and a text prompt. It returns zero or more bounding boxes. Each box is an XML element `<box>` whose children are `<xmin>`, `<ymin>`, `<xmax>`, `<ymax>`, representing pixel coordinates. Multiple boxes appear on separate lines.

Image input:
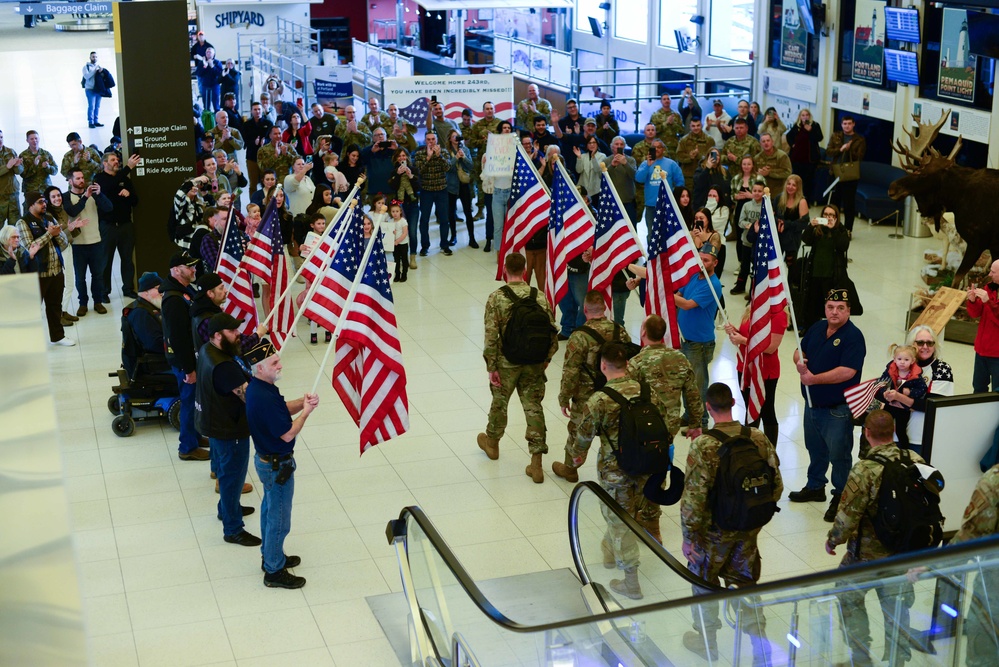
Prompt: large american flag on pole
<box><xmin>496</xmin><ymin>145</ymin><xmax>550</xmax><ymax>280</ymax></box>
<box><xmin>328</xmin><ymin>216</ymin><xmax>410</xmax><ymax>453</ymax></box>
<box><xmin>217</xmin><ymin>213</ymin><xmax>258</xmax><ymax>336</ymax></box>
<box><xmin>300</xmin><ymin>202</ymin><xmax>364</xmax><ymax>333</ymax></box>
<box><xmin>644</xmin><ymin>174</ymin><xmax>699</xmax><ymax>348</ymax></box>
<box><xmin>588</xmin><ymin>169</ymin><xmax>643</xmax><ymax>312</ymax></box>
<box><xmin>243</xmin><ymin>197</ymin><xmax>293</xmax><ymax>349</ymax></box>
<box><xmin>742</xmin><ymin>196</ymin><xmax>789</xmax><ymax>421</ymax></box>
<box><xmin>545</xmin><ymin>159</ymin><xmax>595</xmax><ymax>309</ymax></box>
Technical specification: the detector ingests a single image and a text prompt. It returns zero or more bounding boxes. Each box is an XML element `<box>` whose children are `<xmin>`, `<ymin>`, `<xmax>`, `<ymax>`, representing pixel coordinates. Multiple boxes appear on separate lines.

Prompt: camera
<box><xmin>378</xmin><ymin>141</ymin><xmax>393</xmax><ymax>149</ymax></box>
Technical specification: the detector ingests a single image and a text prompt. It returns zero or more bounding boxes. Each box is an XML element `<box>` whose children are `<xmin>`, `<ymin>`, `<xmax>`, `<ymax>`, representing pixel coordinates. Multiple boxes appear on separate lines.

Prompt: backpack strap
<box><xmin>612</xmin><ymin>322</ymin><xmax>621</xmax><ymax>341</ymax></box>
<box><xmin>529</xmin><ymin>286</ymin><xmax>538</xmax><ymax>302</ymax></box>
<box><xmin>639</xmin><ymin>380</ymin><xmax>650</xmax><ymax>404</ymax></box>
<box><xmin>576</xmin><ymin>325</ymin><xmax>606</xmax><ymax>346</ymax></box>
<box><xmin>501</xmin><ymin>285</ymin><xmax>521</xmax><ymax>304</ymax></box>
<box><xmin>705</xmin><ymin>428</ymin><xmax>730</xmax><ymax>444</ymax></box>
<box><xmin>598</xmin><ymin>384</ymin><xmax>627</xmax><ymax>407</ymax></box>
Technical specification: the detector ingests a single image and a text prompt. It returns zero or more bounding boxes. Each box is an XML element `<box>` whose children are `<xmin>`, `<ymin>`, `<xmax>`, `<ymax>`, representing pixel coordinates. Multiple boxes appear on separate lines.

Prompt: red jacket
<box><xmin>967</xmin><ymin>283</ymin><xmax>999</xmax><ymax>357</ymax></box>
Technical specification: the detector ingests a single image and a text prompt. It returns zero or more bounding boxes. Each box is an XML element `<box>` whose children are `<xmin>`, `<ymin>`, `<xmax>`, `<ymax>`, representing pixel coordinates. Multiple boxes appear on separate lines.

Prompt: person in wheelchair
<box><xmin>121</xmin><ymin>272</ymin><xmax>168</xmax><ymax>380</ymax></box>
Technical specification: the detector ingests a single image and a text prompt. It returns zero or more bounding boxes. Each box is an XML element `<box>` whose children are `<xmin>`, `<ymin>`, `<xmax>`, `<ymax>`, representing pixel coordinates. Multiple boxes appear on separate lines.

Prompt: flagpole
<box><xmin>261</xmin><ymin>179</ymin><xmax>363</xmax><ymax>327</ymax></box>
<box><xmin>275</xmin><ymin>198</ymin><xmax>359</xmax><ymax>358</ymax></box>
<box><xmin>309</xmin><ymin>219</ymin><xmax>382</xmax><ymax>395</ymax></box>
<box><xmin>598</xmin><ymin>162</ymin><xmax>646</xmax><ymax>257</ymax></box>
<box><xmin>763</xmin><ymin>187</ymin><xmax>812</xmax><ymax>408</ymax></box>
<box><xmin>216</xmin><ymin>196</ymin><xmax>238</xmax><ymax>276</ymax></box>
<box><xmin>656</xmin><ymin>167</ymin><xmax>731</xmax><ymax>326</ymax></box>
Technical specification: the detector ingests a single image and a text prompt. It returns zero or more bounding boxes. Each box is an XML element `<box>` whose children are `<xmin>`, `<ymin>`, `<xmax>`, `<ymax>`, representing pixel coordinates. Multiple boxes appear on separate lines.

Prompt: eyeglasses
<box><xmin>914</xmin><ymin>340</ymin><xmax>935</xmax><ymax>347</ymax></box>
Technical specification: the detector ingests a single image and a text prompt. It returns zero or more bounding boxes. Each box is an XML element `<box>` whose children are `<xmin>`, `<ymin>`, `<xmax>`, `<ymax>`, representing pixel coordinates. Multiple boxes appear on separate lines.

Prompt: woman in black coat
<box><xmin>785</xmin><ymin>108</ymin><xmax>823</xmax><ymax>202</ymax></box>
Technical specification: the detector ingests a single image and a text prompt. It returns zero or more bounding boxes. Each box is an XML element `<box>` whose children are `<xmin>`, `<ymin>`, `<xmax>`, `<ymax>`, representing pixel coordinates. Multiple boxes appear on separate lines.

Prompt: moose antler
<box><xmin>892</xmin><ymin>110</ymin><xmax>950</xmax><ymax>173</ymax></box>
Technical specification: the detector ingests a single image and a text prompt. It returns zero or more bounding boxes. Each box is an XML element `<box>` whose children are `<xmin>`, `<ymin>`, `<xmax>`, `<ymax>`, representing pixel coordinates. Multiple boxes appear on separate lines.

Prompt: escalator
<box><xmin>386</xmin><ymin>481</ymin><xmax>999</xmax><ymax>666</ymax></box>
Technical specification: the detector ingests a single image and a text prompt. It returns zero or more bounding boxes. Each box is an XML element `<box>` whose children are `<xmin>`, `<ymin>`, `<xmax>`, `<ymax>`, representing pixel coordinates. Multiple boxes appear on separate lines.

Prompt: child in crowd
<box><xmin>389</xmin><ymin>148</ymin><xmax>416</xmax><ymax>203</ymax></box>
<box><xmin>244</xmin><ymin>203</ymin><xmax>261</xmax><ymax>236</ymax></box>
<box><xmin>731</xmin><ymin>179</ymin><xmax>765</xmax><ymax>295</ymax></box>
<box><xmin>389</xmin><ymin>201</ymin><xmax>409</xmax><ymax>282</ymax></box>
<box><xmin>296</xmin><ymin>212</ymin><xmax>332</xmax><ymax>345</ymax></box>
<box><xmin>874</xmin><ymin>343</ymin><xmax>928</xmax><ymax>449</ymax></box>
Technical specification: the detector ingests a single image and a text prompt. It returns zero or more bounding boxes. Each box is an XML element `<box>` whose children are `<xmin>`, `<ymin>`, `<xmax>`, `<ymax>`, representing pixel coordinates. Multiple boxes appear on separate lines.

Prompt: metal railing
<box><xmin>275</xmin><ymin>17</ymin><xmax>319</xmax><ymax>60</ymax></box>
<box><xmin>492</xmin><ymin>35</ymin><xmax>572</xmax><ymax>91</ymax></box>
<box><xmin>350</xmin><ymin>39</ymin><xmax>414</xmax><ymax>108</ymax></box>
<box><xmin>237</xmin><ymin>21</ymin><xmax>320</xmax><ymax>112</ymax></box>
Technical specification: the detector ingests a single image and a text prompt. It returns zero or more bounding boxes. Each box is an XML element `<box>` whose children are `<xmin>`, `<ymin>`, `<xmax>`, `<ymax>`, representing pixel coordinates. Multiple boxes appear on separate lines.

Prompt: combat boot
<box><xmin>551</xmin><ymin>453</ymin><xmax>578</xmax><ymax>483</ymax></box>
<box><xmin>610</xmin><ymin>568</ymin><xmax>643</xmax><ymax>600</ymax></box>
<box><xmin>683</xmin><ymin>630</ymin><xmax>719</xmax><ymax>660</ymax></box>
<box><xmin>639</xmin><ymin>517</ymin><xmax>663</xmax><ymax>545</ymax></box>
<box><xmin>477</xmin><ymin>433</ymin><xmax>499</xmax><ymax>460</ymax></box>
<box><xmin>600</xmin><ymin>538</ymin><xmax>616</xmax><ymax>569</ymax></box>
<box><xmin>525</xmin><ymin>453</ymin><xmax>544</xmax><ymax>483</ymax></box>
<box><xmin>750</xmin><ymin>632</ymin><xmax>773</xmax><ymax>667</ymax></box>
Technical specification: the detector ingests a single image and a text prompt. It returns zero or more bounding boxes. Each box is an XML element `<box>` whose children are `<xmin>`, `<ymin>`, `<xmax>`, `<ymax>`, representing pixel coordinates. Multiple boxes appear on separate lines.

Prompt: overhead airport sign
<box><xmin>15</xmin><ymin>2</ymin><xmax>113</xmax><ymax>14</ymax></box>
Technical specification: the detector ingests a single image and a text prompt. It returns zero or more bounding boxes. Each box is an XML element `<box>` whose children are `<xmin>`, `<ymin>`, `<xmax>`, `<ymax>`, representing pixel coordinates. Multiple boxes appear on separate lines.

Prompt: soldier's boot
<box><xmin>750</xmin><ymin>632</ymin><xmax>773</xmax><ymax>667</ymax></box>
<box><xmin>525</xmin><ymin>453</ymin><xmax>544</xmax><ymax>483</ymax></box>
<box><xmin>638</xmin><ymin>517</ymin><xmax>663</xmax><ymax>545</ymax></box>
<box><xmin>682</xmin><ymin>629</ymin><xmax>719</xmax><ymax>660</ymax></box>
<box><xmin>477</xmin><ymin>433</ymin><xmax>499</xmax><ymax>460</ymax></box>
<box><xmin>609</xmin><ymin>568</ymin><xmax>643</xmax><ymax>600</ymax></box>
<box><xmin>600</xmin><ymin>538</ymin><xmax>615</xmax><ymax>569</ymax></box>
<box><xmin>551</xmin><ymin>453</ymin><xmax>578</xmax><ymax>483</ymax></box>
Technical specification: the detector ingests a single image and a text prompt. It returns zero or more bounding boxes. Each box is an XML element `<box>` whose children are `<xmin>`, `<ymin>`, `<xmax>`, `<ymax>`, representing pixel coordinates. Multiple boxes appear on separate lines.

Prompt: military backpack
<box><xmin>599</xmin><ymin>381</ymin><xmax>672</xmax><ymax>476</ymax></box>
<box><xmin>707</xmin><ymin>427</ymin><xmax>780</xmax><ymax>531</ymax></box>
<box><xmin>500</xmin><ymin>286</ymin><xmax>555</xmax><ymax>365</ymax></box>
<box><xmin>576</xmin><ymin>324</ymin><xmax>641</xmax><ymax>390</ymax></box>
<box><xmin>869</xmin><ymin>450</ymin><xmax>944</xmax><ymax>552</ymax></box>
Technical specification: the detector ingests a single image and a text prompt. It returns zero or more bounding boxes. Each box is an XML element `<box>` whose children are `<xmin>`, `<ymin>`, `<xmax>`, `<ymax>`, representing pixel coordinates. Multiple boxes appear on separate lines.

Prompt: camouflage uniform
<box><xmin>753</xmin><ymin>148</ymin><xmax>793</xmax><ymax>195</ymax></box>
<box><xmin>827</xmin><ymin>443</ymin><xmax>924</xmax><ymax>666</ymax></box>
<box><xmin>558</xmin><ymin>318</ymin><xmax>631</xmax><ymax>457</ymax></box>
<box><xmin>209</xmin><ymin>125</ymin><xmax>245</xmax><ymax>158</ymax></box>
<box><xmin>361</xmin><ymin>110</ymin><xmax>392</xmax><ymax>133</ymax></box>
<box><xmin>649</xmin><ymin>109</ymin><xmax>683</xmax><ymax>159</ymax></box>
<box><xmin>626</xmin><ymin>344</ymin><xmax>702</xmax><ymax>438</ymax></box>
<box><xmin>676</xmin><ymin>132</ymin><xmax>715</xmax><ymax>181</ymax></box>
<box><xmin>950</xmin><ymin>464</ymin><xmax>999</xmax><ymax>667</ymax></box>
<box><xmin>0</xmin><ymin>145</ymin><xmax>23</xmax><ymax>226</ymax></box>
<box><xmin>256</xmin><ymin>143</ymin><xmax>300</xmax><ymax>185</ymax></box>
<box><xmin>681</xmin><ymin>421</ymin><xmax>782</xmax><ymax>636</ymax></box>
<box><xmin>335</xmin><ymin>121</ymin><xmax>373</xmax><ymax>153</ymax></box>
<box><xmin>483</xmin><ymin>281</ymin><xmax>558</xmax><ymax>454</ymax></box>
<box><xmin>567</xmin><ymin>376</ymin><xmax>667</xmax><ymax>570</ymax></box>
<box><xmin>18</xmin><ymin>148</ymin><xmax>58</xmax><ymax>195</ymax></box>
<box><xmin>515</xmin><ymin>97</ymin><xmax>552</xmax><ymax>131</ymax></box>
<box><xmin>721</xmin><ymin>135</ymin><xmax>761</xmax><ymax>168</ymax></box>
<box><xmin>467</xmin><ymin>117</ymin><xmax>500</xmax><ymax>208</ymax></box>
<box><xmin>60</xmin><ymin>147</ymin><xmax>102</xmax><ymax>183</ymax></box>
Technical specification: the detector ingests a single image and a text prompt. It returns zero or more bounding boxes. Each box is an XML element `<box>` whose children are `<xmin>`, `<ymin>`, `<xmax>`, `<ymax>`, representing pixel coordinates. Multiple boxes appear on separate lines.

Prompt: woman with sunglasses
<box><xmin>903</xmin><ymin>325</ymin><xmax>954</xmax><ymax>455</ymax></box>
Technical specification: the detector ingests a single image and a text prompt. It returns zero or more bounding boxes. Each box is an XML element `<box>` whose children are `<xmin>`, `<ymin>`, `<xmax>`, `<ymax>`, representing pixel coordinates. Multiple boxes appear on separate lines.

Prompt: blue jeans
<box><xmin>85</xmin><ymin>89</ymin><xmax>101</xmax><ymax>124</ymax></box>
<box><xmin>214</xmin><ymin>436</ymin><xmax>250</xmax><ymax>537</ymax></box>
<box><xmin>612</xmin><ymin>291</ymin><xmax>629</xmax><ymax>325</ymax></box>
<box><xmin>199</xmin><ymin>81</ymin><xmax>220</xmax><ymax>113</ymax></box>
<box><xmin>403</xmin><ymin>200</ymin><xmax>420</xmax><ymax>254</ymax></box>
<box><xmin>419</xmin><ymin>188</ymin><xmax>450</xmax><ymax>251</ymax></box>
<box><xmin>170</xmin><ymin>367</ymin><xmax>199</xmax><ymax>454</ymax></box>
<box><xmin>558</xmin><ymin>273</ymin><xmax>588</xmax><ymax>337</ymax></box>
<box><xmin>681</xmin><ymin>340</ymin><xmax>715</xmax><ymax>428</ymax></box>
<box><xmin>492</xmin><ymin>186</ymin><xmax>511</xmax><ymax>249</ymax></box>
<box><xmin>973</xmin><ymin>354</ymin><xmax>999</xmax><ymax>393</ymax></box>
<box><xmin>803</xmin><ymin>404</ymin><xmax>854</xmax><ymax>493</ymax></box>
<box><xmin>255</xmin><ymin>453</ymin><xmax>296</xmax><ymax>573</ymax></box>
<box><xmin>72</xmin><ymin>242</ymin><xmax>105</xmax><ymax>307</ymax></box>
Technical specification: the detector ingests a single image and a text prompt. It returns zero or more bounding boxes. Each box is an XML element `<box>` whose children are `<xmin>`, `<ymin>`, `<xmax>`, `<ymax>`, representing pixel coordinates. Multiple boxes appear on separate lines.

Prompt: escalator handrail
<box><xmin>390</xmin><ymin>504</ymin><xmax>999</xmax><ymax>634</ymax></box>
<box><xmin>567</xmin><ymin>481</ymin><xmax>724</xmax><ymax>592</ymax></box>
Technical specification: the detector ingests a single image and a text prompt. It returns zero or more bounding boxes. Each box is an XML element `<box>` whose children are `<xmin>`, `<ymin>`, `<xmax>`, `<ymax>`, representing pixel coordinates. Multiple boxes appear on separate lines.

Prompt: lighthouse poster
<box><xmin>852</xmin><ymin>0</ymin><xmax>884</xmax><ymax>84</ymax></box>
<box><xmin>780</xmin><ymin>0</ymin><xmax>808</xmax><ymax>72</ymax></box>
<box><xmin>938</xmin><ymin>8</ymin><xmax>976</xmax><ymax>103</ymax></box>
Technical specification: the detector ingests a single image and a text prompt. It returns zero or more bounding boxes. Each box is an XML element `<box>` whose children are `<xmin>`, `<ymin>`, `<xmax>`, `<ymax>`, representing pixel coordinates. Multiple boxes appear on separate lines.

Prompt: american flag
<box><xmin>845</xmin><ymin>379</ymin><xmax>888</xmax><ymax>420</ymax></box>
<box><xmin>327</xmin><ymin>212</ymin><xmax>410</xmax><ymax>453</ymax></box>
<box><xmin>742</xmin><ymin>196</ymin><xmax>789</xmax><ymax>421</ymax></box>
<box><xmin>300</xmin><ymin>197</ymin><xmax>363</xmax><ymax>332</ymax></box>
<box><xmin>545</xmin><ymin>159</ymin><xmax>595</xmax><ymax>309</ymax></box>
<box><xmin>496</xmin><ymin>145</ymin><xmax>550</xmax><ymax>280</ymax></box>
<box><xmin>395</xmin><ymin>97</ymin><xmax>516</xmax><ymax>126</ymax></box>
<box><xmin>644</xmin><ymin>174</ymin><xmax>699</xmax><ymax>348</ymax></box>
<box><xmin>395</xmin><ymin>98</ymin><xmax>430</xmax><ymax>127</ymax></box>
<box><xmin>217</xmin><ymin>212</ymin><xmax>258</xmax><ymax>336</ymax></box>
<box><xmin>588</xmin><ymin>170</ymin><xmax>643</xmax><ymax>313</ymax></box>
<box><xmin>300</xmin><ymin>197</ymin><xmax>353</xmax><ymax>285</ymax></box>
<box><xmin>243</xmin><ymin>197</ymin><xmax>293</xmax><ymax>349</ymax></box>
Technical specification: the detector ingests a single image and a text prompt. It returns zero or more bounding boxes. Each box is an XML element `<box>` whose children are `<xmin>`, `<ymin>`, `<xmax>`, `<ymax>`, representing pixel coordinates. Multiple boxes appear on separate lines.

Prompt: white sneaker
<box><xmin>51</xmin><ymin>337</ymin><xmax>76</xmax><ymax>347</ymax></box>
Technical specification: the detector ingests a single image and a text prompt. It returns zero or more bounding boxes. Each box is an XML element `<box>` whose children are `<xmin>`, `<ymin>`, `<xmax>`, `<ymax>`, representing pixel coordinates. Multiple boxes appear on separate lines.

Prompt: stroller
<box><xmin>107</xmin><ymin>303</ymin><xmax>181</xmax><ymax>437</ymax></box>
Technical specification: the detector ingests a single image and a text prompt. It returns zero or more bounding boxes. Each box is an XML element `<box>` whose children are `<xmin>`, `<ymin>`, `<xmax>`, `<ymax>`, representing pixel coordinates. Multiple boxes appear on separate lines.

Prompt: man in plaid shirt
<box><xmin>413</xmin><ymin>133</ymin><xmax>453</xmax><ymax>256</ymax></box>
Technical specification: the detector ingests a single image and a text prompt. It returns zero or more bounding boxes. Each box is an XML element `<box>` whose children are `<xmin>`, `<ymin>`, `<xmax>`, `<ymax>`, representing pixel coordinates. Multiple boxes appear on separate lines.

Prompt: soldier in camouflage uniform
<box><xmin>649</xmin><ymin>93</ymin><xmax>684</xmax><ymax>160</ymax></box>
<box><xmin>680</xmin><ymin>382</ymin><xmax>781</xmax><ymax>663</ymax></box>
<box><xmin>334</xmin><ymin>106</ymin><xmax>373</xmax><ymax>156</ymax></box>
<box><xmin>721</xmin><ymin>118</ymin><xmax>761</xmax><ymax>168</ymax></box>
<box><xmin>361</xmin><ymin>97</ymin><xmax>392</xmax><ymax>133</ymax></box>
<box><xmin>950</xmin><ymin>464</ymin><xmax>999</xmax><ymax>666</ymax></box>
<box><xmin>478</xmin><ymin>253</ymin><xmax>558</xmax><ymax>483</ymax></box>
<box><xmin>565</xmin><ymin>342</ymin><xmax>670</xmax><ymax>601</ymax></box>
<box><xmin>60</xmin><ymin>132</ymin><xmax>102</xmax><ymax>183</ymax></box>
<box><xmin>676</xmin><ymin>119</ymin><xmax>716</xmax><ymax>182</ymax></box>
<box><xmin>466</xmin><ymin>102</ymin><xmax>500</xmax><ymax>216</ymax></box>
<box><xmin>553</xmin><ymin>291</ymin><xmax>632</xmax><ymax>484</ymax></box>
<box><xmin>515</xmin><ymin>84</ymin><xmax>552</xmax><ymax>132</ymax></box>
<box><xmin>754</xmin><ymin>132</ymin><xmax>793</xmax><ymax>195</ymax></box>
<box><xmin>630</xmin><ymin>124</ymin><xmax>657</xmax><ymax>223</ymax></box>
<box><xmin>0</xmin><ymin>129</ymin><xmax>24</xmax><ymax>226</ymax></box>
<box><xmin>19</xmin><ymin>131</ymin><xmax>58</xmax><ymax>199</ymax></box>
<box><xmin>256</xmin><ymin>127</ymin><xmax>300</xmax><ymax>186</ymax></box>
<box><xmin>825</xmin><ymin>410</ymin><xmax>922</xmax><ymax>667</ymax></box>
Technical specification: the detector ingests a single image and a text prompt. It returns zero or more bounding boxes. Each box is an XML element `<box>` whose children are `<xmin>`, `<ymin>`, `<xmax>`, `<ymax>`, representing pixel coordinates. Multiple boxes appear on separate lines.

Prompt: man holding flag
<box><xmin>496</xmin><ymin>142</ymin><xmax>550</xmax><ymax>282</ymax></box>
<box><xmin>675</xmin><ymin>243</ymin><xmax>722</xmax><ymax>431</ymax></box>
<box><xmin>546</xmin><ymin>156</ymin><xmax>594</xmax><ymax>338</ymax></box>
<box><xmin>589</xmin><ymin>162</ymin><xmax>643</xmax><ymax>320</ymax></box>
<box><xmin>243</xmin><ymin>193</ymin><xmax>293</xmax><ymax>348</ymax></box>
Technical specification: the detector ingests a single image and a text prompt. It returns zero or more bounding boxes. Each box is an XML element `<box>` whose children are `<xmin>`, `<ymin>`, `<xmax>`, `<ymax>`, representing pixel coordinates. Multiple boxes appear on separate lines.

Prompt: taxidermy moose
<box><xmin>889</xmin><ymin>110</ymin><xmax>999</xmax><ymax>287</ymax></box>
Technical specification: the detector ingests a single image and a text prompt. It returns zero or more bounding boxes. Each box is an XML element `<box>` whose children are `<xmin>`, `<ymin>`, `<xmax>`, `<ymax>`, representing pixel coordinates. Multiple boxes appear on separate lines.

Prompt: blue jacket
<box><xmin>445</xmin><ymin>147</ymin><xmax>473</xmax><ymax>195</ymax></box>
<box><xmin>635</xmin><ymin>158</ymin><xmax>684</xmax><ymax>207</ymax></box>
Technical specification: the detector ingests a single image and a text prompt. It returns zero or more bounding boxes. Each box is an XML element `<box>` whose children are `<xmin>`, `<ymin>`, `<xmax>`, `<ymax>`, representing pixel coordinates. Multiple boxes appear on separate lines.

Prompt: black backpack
<box><xmin>870</xmin><ymin>450</ymin><xmax>944</xmax><ymax>552</ymax></box>
<box><xmin>707</xmin><ymin>427</ymin><xmax>780</xmax><ymax>531</ymax></box>
<box><xmin>500</xmin><ymin>286</ymin><xmax>555</xmax><ymax>365</ymax></box>
<box><xmin>599</xmin><ymin>382</ymin><xmax>672</xmax><ymax>476</ymax></box>
<box><xmin>577</xmin><ymin>324</ymin><xmax>641</xmax><ymax>390</ymax></box>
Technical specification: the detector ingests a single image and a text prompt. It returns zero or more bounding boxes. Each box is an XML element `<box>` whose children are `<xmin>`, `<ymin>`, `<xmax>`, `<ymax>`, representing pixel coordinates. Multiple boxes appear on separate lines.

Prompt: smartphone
<box><xmin>431</xmin><ymin>95</ymin><xmax>438</xmax><ymax>103</ymax></box>
<box><xmin>378</xmin><ymin>141</ymin><xmax>392</xmax><ymax>149</ymax></box>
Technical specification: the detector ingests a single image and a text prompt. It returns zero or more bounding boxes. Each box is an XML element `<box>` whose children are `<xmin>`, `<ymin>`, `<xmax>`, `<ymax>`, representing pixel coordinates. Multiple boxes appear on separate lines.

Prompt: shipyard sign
<box><xmin>15</xmin><ymin>2</ymin><xmax>113</xmax><ymax>14</ymax></box>
<box><xmin>214</xmin><ymin>10</ymin><xmax>264</xmax><ymax>28</ymax></box>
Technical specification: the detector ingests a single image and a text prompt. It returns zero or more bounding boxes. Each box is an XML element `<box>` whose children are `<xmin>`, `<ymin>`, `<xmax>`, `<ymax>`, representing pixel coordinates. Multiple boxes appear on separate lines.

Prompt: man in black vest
<box><xmin>121</xmin><ymin>271</ymin><xmax>164</xmax><ymax>378</ymax></box>
<box><xmin>195</xmin><ymin>313</ymin><xmax>260</xmax><ymax>547</ymax></box>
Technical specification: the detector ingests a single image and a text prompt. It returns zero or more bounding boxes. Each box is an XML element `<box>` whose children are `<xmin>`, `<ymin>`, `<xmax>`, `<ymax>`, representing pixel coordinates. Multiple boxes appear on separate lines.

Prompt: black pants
<box><xmin>736</xmin><ymin>242</ymin><xmax>751</xmax><ymax>286</ymax></box>
<box><xmin>447</xmin><ymin>183</ymin><xmax>474</xmax><ymax>243</ymax></box>
<box><xmin>393</xmin><ymin>243</ymin><xmax>409</xmax><ymax>280</ymax></box>
<box><xmin>741</xmin><ymin>378</ymin><xmax>779</xmax><ymax>444</ymax></box>
<box><xmin>793</xmin><ymin>162</ymin><xmax>818</xmax><ymax>203</ymax></box>
<box><xmin>39</xmin><ymin>272</ymin><xmax>66</xmax><ymax>342</ymax></box>
<box><xmin>833</xmin><ymin>180</ymin><xmax>859</xmax><ymax>231</ymax></box>
<box><xmin>101</xmin><ymin>221</ymin><xmax>136</xmax><ymax>298</ymax></box>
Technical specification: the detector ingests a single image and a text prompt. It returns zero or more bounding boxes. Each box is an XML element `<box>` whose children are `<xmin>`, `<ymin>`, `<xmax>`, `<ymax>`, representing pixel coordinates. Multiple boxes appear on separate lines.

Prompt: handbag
<box><xmin>831</xmin><ymin>159</ymin><xmax>860</xmax><ymax>182</ymax></box>
<box><xmin>456</xmin><ymin>162</ymin><xmax>471</xmax><ymax>184</ymax></box>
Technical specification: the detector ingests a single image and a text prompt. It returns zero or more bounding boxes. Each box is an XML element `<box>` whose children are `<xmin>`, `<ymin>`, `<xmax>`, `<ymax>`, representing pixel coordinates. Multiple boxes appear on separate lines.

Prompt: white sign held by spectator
<box><xmin>484</xmin><ymin>133</ymin><xmax>518</xmax><ymax>177</ymax></box>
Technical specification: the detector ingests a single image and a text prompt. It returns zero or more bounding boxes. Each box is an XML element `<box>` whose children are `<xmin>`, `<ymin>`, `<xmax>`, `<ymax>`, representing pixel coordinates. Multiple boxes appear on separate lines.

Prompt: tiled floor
<box><xmin>1</xmin><ymin>15</ymin><xmax>980</xmax><ymax>667</ymax></box>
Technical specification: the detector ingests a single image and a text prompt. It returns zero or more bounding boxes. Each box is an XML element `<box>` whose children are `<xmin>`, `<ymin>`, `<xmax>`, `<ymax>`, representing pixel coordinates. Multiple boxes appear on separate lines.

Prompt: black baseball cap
<box><xmin>207</xmin><ymin>312</ymin><xmax>243</xmax><ymax>336</ymax></box>
<box><xmin>169</xmin><ymin>252</ymin><xmax>199</xmax><ymax>268</ymax></box>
